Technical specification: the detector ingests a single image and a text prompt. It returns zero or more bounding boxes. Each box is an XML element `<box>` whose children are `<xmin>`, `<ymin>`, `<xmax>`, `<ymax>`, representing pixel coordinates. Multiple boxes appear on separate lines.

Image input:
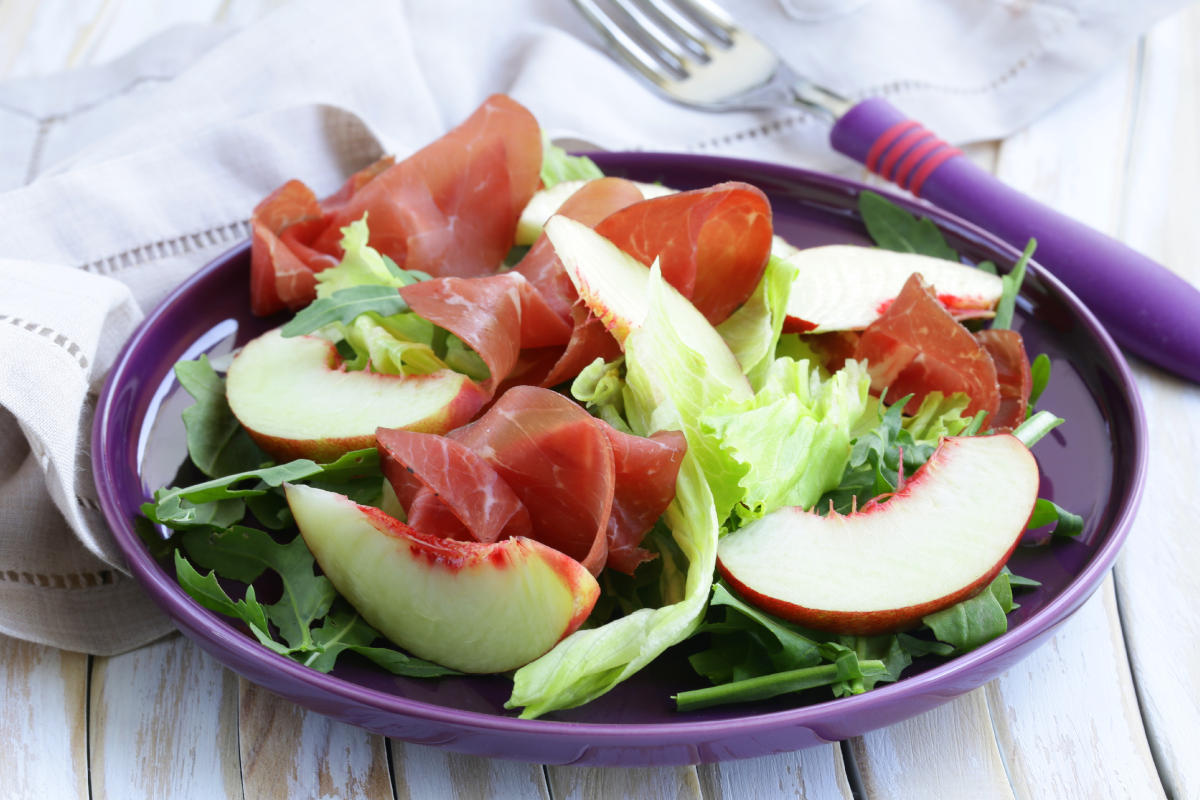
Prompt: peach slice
<box><xmin>225</xmin><ymin>328</ymin><xmax>486</xmax><ymax>463</ymax></box>
<box><xmin>716</xmin><ymin>434</ymin><xmax>1039</xmax><ymax>635</ymax></box>
<box><xmin>285</xmin><ymin>483</ymin><xmax>600</xmax><ymax>673</ymax></box>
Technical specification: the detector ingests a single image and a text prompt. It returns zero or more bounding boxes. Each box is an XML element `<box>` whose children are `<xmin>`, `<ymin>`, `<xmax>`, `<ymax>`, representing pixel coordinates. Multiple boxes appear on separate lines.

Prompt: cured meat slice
<box><xmin>450</xmin><ymin>386</ymin><xmax>613</xmax><ymax>575</ymax></box>
<box><xmin>539</xmin><ymin>305</ymin><xmax>623</xmax><ymax>390</ymax></box>
<box><xmin>249</xmin><ymin>95</ymin><xmax>542</xmax><ymax>316</ymax></box>
<box><xmin>376</xmin><ymin>427</ymin><xmax>531</xmax><ymax>543</ymax></box>
<box><xmin>594</xmin><ymin>181</ymin><xmax>773</xmax><ymax>325</ymax></box>
<box><xmin>854</xmin><ymin>273</ymin><xmax>1000</xmax><ymax>421</ymax></box>
<box><xmin>515</xmin><ymin>177</ymin><xmax>646</xmax><ymax>323</ymax></box>
<box><xmin>399</xmin><ymin>272</ymin><xmax>569</xmax><ymax>396</ymax></box>
<box><xmin>321</xmin><ymin>155</ymin><xmax>396</xmax><ymax>216</ymax></box>
<box><xmin>249</xmin><ymin>180</ymin><xmax>336</xmax><ymax>315</ymax></box>
<box><xmin>312</xmin><ymin>94</ymin><xmax>542</xmax><ymax>279</ymax></box>
<box><xmin>975</xmin><ymin>328</ymin><xmax>1032</xmax><ymax>430</ymax></box>
<box><xmin>603</xmin><ymin>428</ymin><xmax>687</xmax><ymax>574</ymax></box>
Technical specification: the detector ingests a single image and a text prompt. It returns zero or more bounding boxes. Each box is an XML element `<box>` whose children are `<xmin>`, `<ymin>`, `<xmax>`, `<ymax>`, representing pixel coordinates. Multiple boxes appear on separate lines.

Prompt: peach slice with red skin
<box><xmin>284</xmin><ymin>483</ymin><xmax>600</xmax><ymax>673</ymax></box>
<box><xmin>225</xmin><ymin>328</ymin><xmax>487</xmax><ymax>463</ymax></box>
<box><xmin>716</xmin><ymin>434</ymin><xmax>1039</xmax><ymax>636</ymax></box>
<box><xmin>782</xmin><ymin>245</ymin><xmax>1004</xmax><ymax>333</ymax></box>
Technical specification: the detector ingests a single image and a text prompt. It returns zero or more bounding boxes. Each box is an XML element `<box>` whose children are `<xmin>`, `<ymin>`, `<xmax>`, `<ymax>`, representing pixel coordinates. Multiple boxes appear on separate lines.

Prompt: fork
<box><xmin>572</xmin><ymin>0</ymin><xmax>1200</xmax><ymax>384</ymax></box>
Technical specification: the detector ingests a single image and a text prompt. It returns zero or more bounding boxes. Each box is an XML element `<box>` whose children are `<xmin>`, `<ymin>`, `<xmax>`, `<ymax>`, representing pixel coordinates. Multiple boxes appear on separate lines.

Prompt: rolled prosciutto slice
<box><xmin>603</xmin><ymin>428</ymin><xmax>687</xmax><ymax>575</ymax></box>
<box><xmin>312</xmin><ymin>94</ymin><xmax>541</xmax><ymax>277</ymax></box>
<box><xmin>376</xmin><ymin>386</ymin><xmax>687</xmax><ymax>577</ymax></box>
<box><xmin>376</xmin><ymin>427</ymin><xmax>531</xmax><ymax>543</ymax></box>
<box><xmin>249</xmin><ymin>94</ymin><xmax>542</xmax><ymax>316</ymax></box>
<box><xmin>595</xmin><ymin>181</ymin><xmax>773</xmax><ymax>325</ymax></box>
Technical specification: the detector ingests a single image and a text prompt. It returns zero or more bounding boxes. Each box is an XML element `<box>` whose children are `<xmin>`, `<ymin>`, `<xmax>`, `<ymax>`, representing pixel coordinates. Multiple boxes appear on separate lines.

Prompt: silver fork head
<box><xmin>572</xmin><ymin>0</ymin><xmax>849</xmax><ymax>117</ymax></box>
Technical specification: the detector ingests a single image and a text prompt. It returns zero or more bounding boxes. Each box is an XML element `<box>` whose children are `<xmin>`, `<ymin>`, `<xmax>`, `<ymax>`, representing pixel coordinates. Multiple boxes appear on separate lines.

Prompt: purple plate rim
<box><xmin>92</xmin><ymin>151</ymin><xmax>1148</xmax><ymax>745</ymax></box>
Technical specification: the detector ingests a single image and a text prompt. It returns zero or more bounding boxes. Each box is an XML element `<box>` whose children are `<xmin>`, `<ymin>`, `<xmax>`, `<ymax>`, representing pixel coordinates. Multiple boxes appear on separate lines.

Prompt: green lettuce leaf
<box><xmin>313</xmin><ymin>215</ymin><xmax>427</xmax><ymax>297</ymax></box>
<box><xmin>539</xmin><ymin>133</ymin><xmax>604</xmax><ymax>188</ymax></box>
<box><xmin>507</xmin><ymin>454</ymin><xmax>719</xmax><ymax>718</ymax></box>
<box><xmin>715</xmin><ymin>254</ymin><xmax>796</xmax><ymax>387</ymax></box>
<box><xmin>701</xmin><ymin>357</ymin><xmax>871</xmax><ymax>520</ymax></box>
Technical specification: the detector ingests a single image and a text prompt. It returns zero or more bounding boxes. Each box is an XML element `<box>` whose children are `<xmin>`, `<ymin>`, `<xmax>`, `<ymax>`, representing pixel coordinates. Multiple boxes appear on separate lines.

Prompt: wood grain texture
<box><xmin>0</xmin><ymin>634</ymin><xmax>89</xmax><ymax>800</ymax></box>
<box><xmin>88</xmin><ymin>634</ymin><xmax>242</xmax><ymax>800</ymax></box>
<box><xmin>390</xmin><ymin>741</ymin><xmax>550</xmax><ymax>800</ymax></box>
<box><xmin>850</xmin><ymin>690</ymin><xmax>1014</xmax><ymax>800</ymax></box>
<box><xmin>696</xmin><ymin>744</ymin><xmax>853</xmax><ymax>800</ymax></box>
<box><xmin>238</xmin><ymin>679</ymin><xmax>393</xmax><ymax>799</ymax></box>
<box><xmin>1109</xmin><ymin>6</ymin><xmax>1200</xmax><ymax>800</ymax></box>
<box><xmin>971</xmin><ymin>44</ymin><xmax>1166</xmax><ymax>800</ymax></box>
<box><xmin>987</xmin><ymin>579</ymin><xmax>1164</xmax><ymax>800</ymax></box>
<box><xmin>545</xmin><ymin>764</ymin><xmax>702</xmax><ymax>800</ymax></box>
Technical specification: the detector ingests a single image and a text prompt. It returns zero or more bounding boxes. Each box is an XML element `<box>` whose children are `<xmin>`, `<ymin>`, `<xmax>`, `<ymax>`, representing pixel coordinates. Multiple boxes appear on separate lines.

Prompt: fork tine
<box><xmin>620</xmin><ymin>0</ymin><xmax>711</xmax><ymax>63</ymax></box>
<box><xmin>664</xmin><ymin>0</ymin><xmax>737</xmax><ymax>45</ymax></box>
<box><xmin>571</xmin><ymin>0</ymin><xmax>681</xmax><ymax>85</ymax></box>
<box><xmin>640</xmin><ymin>0</ymin><xmax>719</xmax><ymax>54</ymax></box>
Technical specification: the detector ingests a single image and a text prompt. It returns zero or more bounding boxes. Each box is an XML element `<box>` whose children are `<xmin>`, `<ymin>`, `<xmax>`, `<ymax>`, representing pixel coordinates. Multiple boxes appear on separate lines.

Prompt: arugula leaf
<box><xmin>180</xmin><ymin>526</ymin><xmax>336</xmax><ymax>652</ymax></box>
<box><xmin>173</xmin><ymin>551</ymin><xmax>284</xmax><ymax>653</ymax></box>
<box><xmin>303</xmin><ymin>604</ymin><xmax>461</xmax><ymax>676</ymax></box>
<box><xmin>174</xmin><ymin>356</ymin><xmax>267</xmax><ymax>478</ymax></box>
<box><xmin>144</xmin><ymin>461</ymin><xmax>324</xmax><ymax>529</ymax></box>
<box><xmin>1028</xmin><ymin>498</ymin><xmax>1084</xmax><ymax>539</ymax></box>
<box><xmin>1028</xmin><ymin>353</ymin><xmax>1051</xmax><ymax>410</ymax></box>
<box><xmin>858</xmin><ymin>190</ymin><xmax>959</xmax><ymax>261</ymax></box>
<box><xmin>922</xmin><ymin>571</ymin><xmax>1015</xmax><ymax>652</ymax></box>
<box><xmin>281</xmin><ymin>285</ymin><xmax>410</xmax><ymax>337</ymax></box>
<box><xmin>992</xmin><ymin>239</ymin><xmax>1037</xmax><ymax>330</ymax></box>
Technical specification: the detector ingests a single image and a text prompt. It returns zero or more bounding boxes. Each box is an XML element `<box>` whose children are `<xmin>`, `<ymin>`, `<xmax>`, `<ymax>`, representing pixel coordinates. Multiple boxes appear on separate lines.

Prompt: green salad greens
<box><xmin>141</xmin><ymin>157</ymin><xmax>1080</xmax><ymax>719</ymax></box>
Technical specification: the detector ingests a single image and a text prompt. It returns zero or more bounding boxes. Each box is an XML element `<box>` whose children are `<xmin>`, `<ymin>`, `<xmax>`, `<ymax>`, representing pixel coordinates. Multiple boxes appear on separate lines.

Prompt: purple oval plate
<box><xmin>93</xmin><ymin>152</ymin><xmax>1146</xmax><ymax>766</ymax></box>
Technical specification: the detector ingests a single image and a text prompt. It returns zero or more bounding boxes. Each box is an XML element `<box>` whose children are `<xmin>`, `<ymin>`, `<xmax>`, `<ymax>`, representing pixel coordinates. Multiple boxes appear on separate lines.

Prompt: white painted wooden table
<box><xmin>2</xmin><ymin>2</ymin><xmax>1198</xmax><ymax>798</ymax></box>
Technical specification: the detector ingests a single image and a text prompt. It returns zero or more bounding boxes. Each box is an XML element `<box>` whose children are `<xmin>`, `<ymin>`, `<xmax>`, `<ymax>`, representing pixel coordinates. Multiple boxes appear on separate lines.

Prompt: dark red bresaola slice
<box><xmin>594</xmin><ymin>181</ymin><xmax>773</xmax><ymax>325</ymax></box>
<box><xmin>975</xmin><ymin>328</ymin><xmax>1033</xmax><ymax>430</ymax></box>
<box><xmin>376</xmin><ymin>386</ymin><xmax>688</xmax><ymax>577</ymax></box>
<box><xmin>854</xmin><ymin>273</ymin><xmax>1001</xmax><ymax>421</ymax></box>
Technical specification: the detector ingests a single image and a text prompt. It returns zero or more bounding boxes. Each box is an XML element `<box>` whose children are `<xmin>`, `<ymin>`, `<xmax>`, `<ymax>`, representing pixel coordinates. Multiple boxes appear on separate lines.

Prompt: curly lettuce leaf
<box><xmin>540</xmin><ymin>133</ymin><xmax>604</xmax><ymax>188</ymax></box>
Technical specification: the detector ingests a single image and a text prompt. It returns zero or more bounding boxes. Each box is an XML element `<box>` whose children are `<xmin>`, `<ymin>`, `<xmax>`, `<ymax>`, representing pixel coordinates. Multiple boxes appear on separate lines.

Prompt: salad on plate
<box><xmin>140</xmin><ymin>94</ymin><xmax>1081</xmax><ymax>720</ymax></box>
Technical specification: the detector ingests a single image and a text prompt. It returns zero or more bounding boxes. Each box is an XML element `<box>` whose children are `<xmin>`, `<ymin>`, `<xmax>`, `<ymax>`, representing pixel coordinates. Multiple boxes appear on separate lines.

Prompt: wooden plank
<box><xmin>545</xmin><ymin>764</ymin><xmax>701</xmax><ymax>800</ymax></box>
<box><xmin>849</xmin><ymin>690</ymin><xmax>1015</xmax><ymax>800</ymax></box>
<box><xmin>390</xmin><ymin>741</ymin><xmax>550</xmax><ymax>799</ymax></box>
<box><xmin>696</xmin><ymin>744</ymin><xmax>853</xmax><ymax>800</ymax></box>
<box><xmin>1108</xmin><ymin>6</ymin><xmax>1200</xmax><ymax>800</ymax></box>
<box><xmin>987</xmin><ymin>579</ymin><xmax>1164</xmax><ymax>799</ymax></box>
<box><xmin>0</xmin><ymin>634</ymin><xmax>89</xmax><ymax>799</ymax></box>
<box><xmin>964</xmin><ymin>35</ymin><xmax>1166</xmax><ymax>800</ymax></box>
<box><xmin>89</xmin><ymin>634</ymin><xmax>242</xmax><ymax>800</ymax></box>
<box><xmin>238</xmin><ymin>679</ymin><xmax>393</xmax><ymax>799</ymax></box>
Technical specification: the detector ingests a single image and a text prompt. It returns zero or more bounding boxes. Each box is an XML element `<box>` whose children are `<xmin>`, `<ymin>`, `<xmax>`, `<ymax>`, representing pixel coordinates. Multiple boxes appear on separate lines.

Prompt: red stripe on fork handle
<box><xmin>864</xmin><ymin>120</ymin><xmax>920</xmax><ymax>172</ymax></box>
<box><xmin>907</xmin><ymin>145</ymin><xmax>962</xmax><ymax>195</ymax></box>
<box><xmin>864</xmin><ymin>118</ymin><xmax>962</xmax><ymax>196</ymax></box>
<box><xmin>879</xmin><ymin>128</ymin><xmax>933</xmax><ymax>182</ymax></box>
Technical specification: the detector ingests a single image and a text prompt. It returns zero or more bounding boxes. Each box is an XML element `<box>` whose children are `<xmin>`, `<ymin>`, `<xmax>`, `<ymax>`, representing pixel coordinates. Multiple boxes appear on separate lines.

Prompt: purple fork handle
<box><xmin>830</xmin><ymin>96</ymin><xmax>1200</xmax><ymax>383</ymax></box>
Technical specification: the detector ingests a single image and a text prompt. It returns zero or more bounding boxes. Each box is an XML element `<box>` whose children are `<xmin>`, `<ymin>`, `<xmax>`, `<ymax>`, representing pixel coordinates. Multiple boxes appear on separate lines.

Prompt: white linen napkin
<box><xmin>0</xmin><ymin>0</ymin><xmax>1185</xmax><ymax>654</ymax></box>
